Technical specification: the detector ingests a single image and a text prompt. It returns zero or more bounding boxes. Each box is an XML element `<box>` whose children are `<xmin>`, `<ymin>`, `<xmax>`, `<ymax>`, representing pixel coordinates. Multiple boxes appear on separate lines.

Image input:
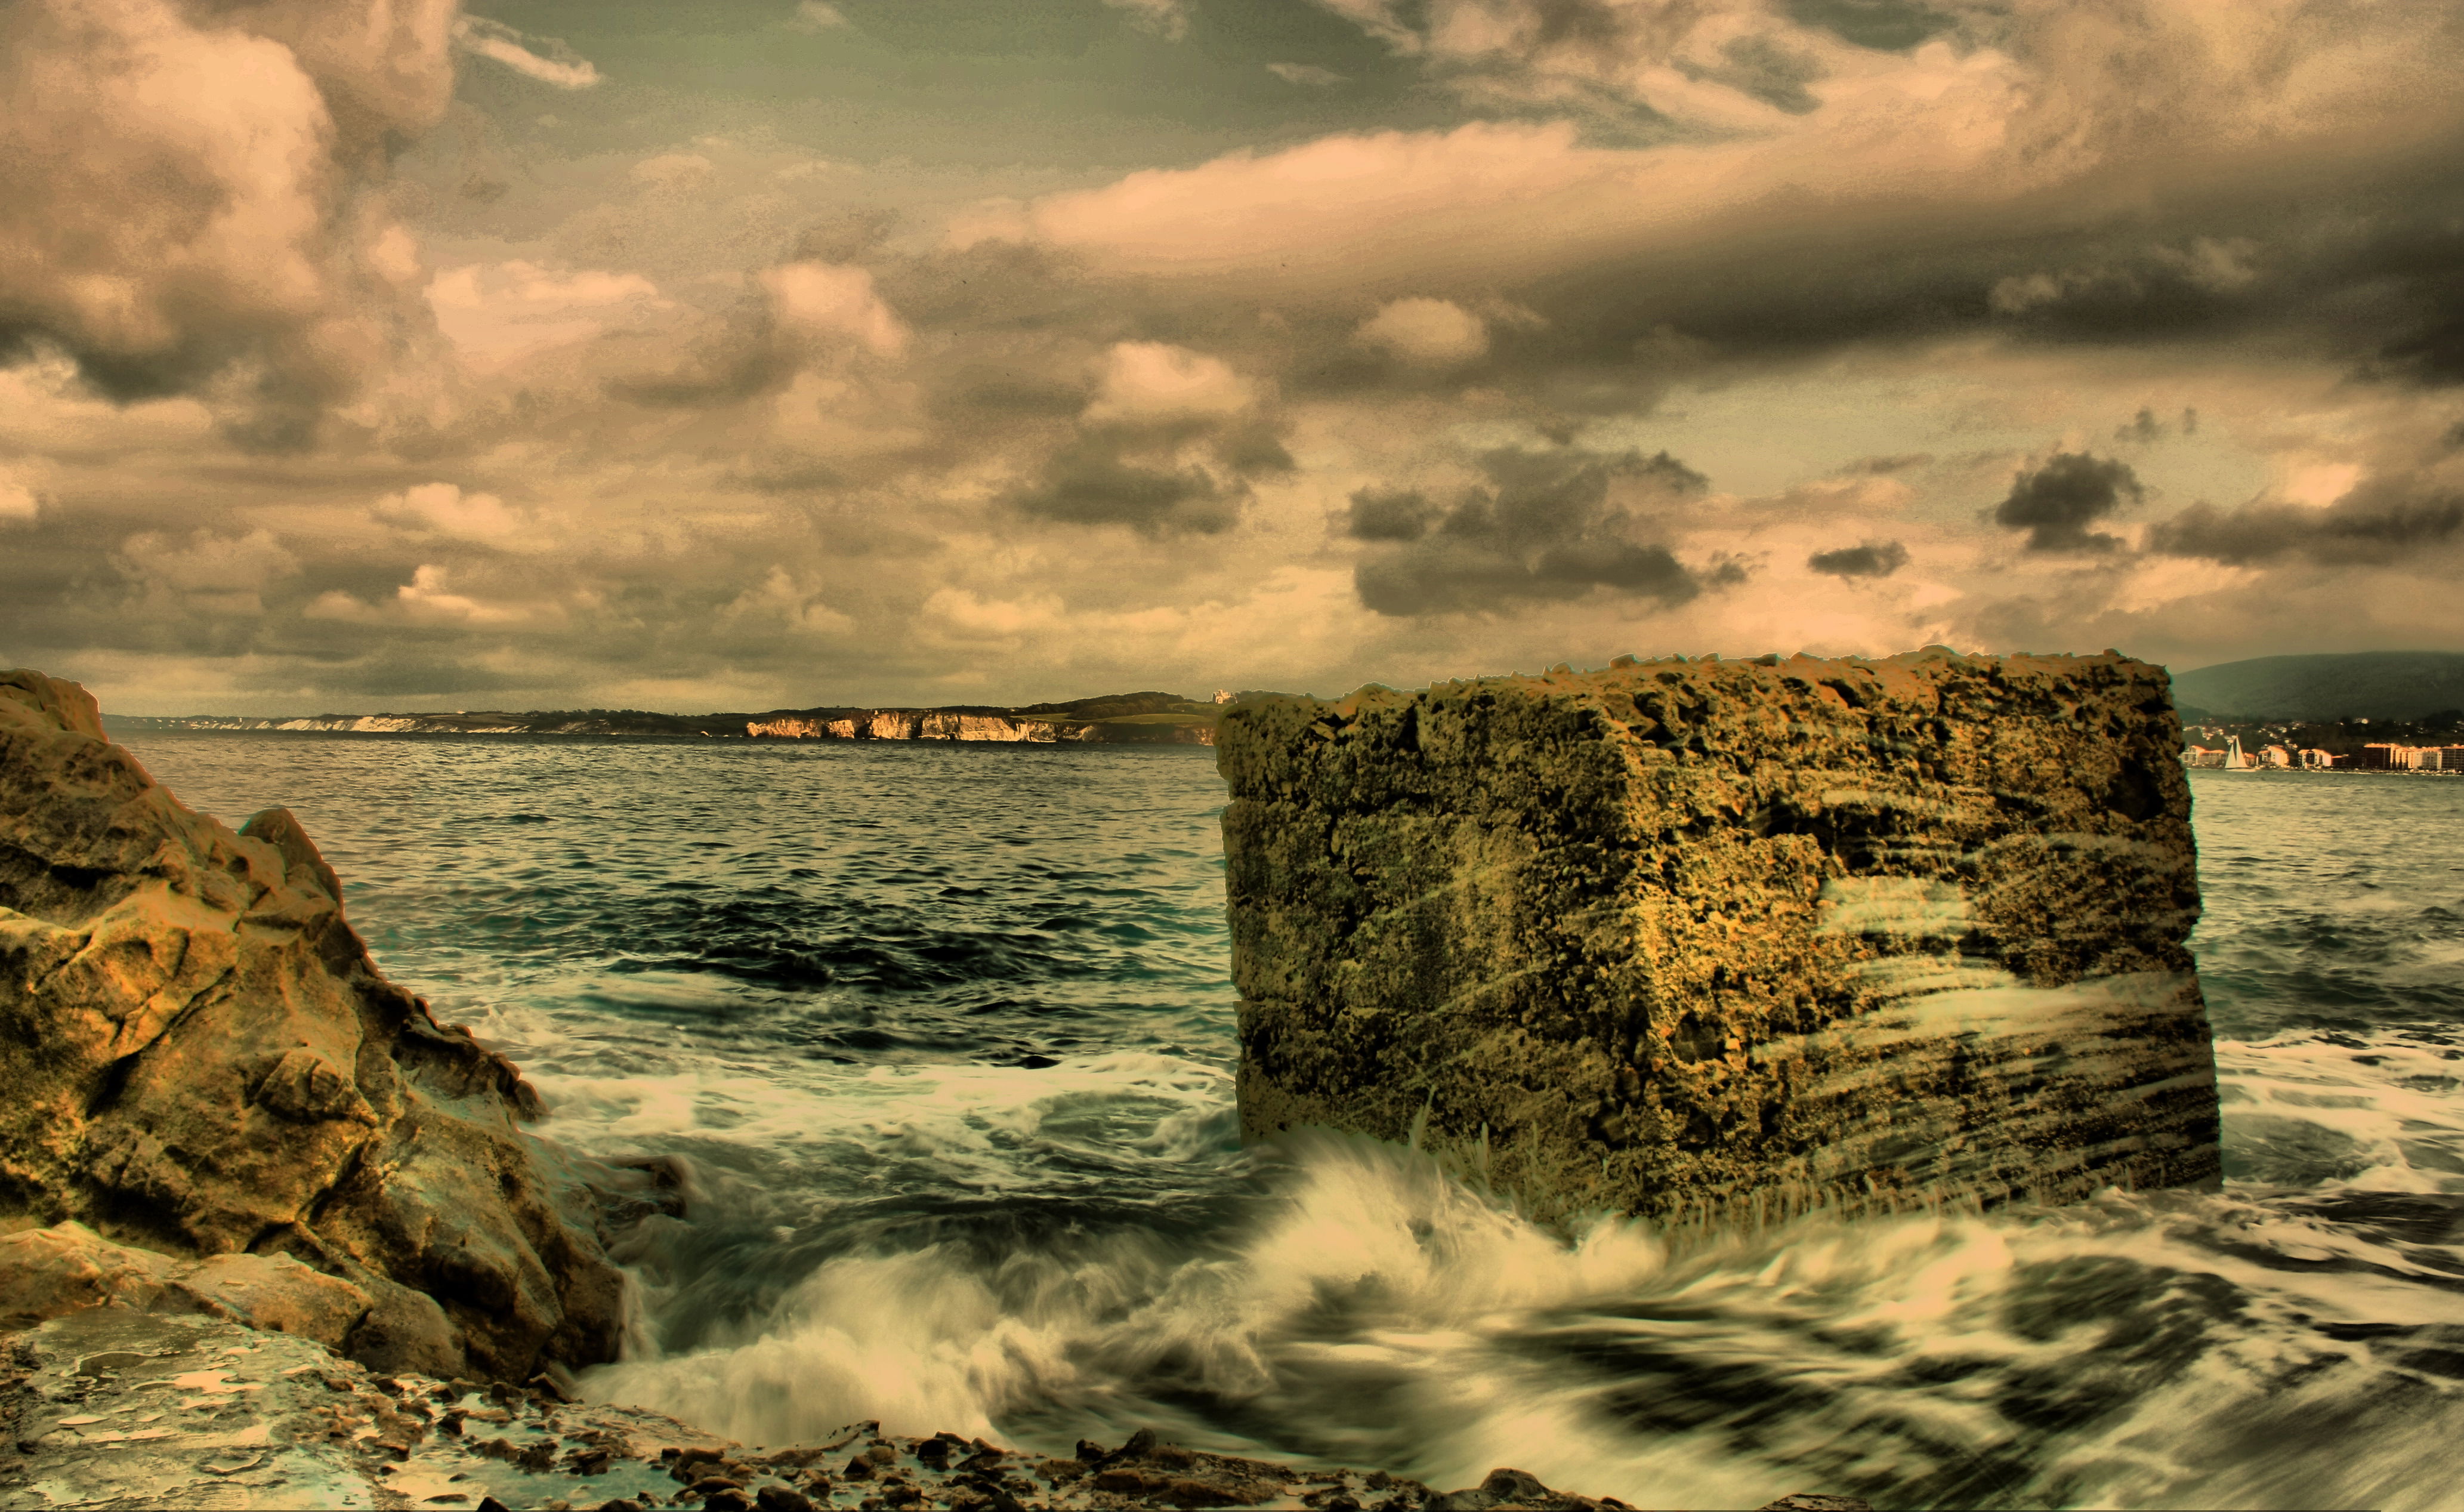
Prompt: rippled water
<box><xmin>115</xmin><ymin>738</ymin><xmax>2464</xmax><ymax>1511</ymax></box>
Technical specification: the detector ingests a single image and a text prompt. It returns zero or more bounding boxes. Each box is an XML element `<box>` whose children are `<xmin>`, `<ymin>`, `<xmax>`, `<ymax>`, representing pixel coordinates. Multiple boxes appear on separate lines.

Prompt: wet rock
<box><xmin>1427</xmin><ymin>1466</ymin><xmax>1630</xmax><ymax>1510</ymax></box>
<box><xmin>1076</xmin><ymin>1427</ymin><xmax>1311</xmax><ymax>1507</ymax></box>
<box><xmin>1217</xmin><ymin>649</ymin><xmax>2222</xmax><ymax>1226</ymax></box>
<box><xmin>1756</xmin><ymin>1497</ymin><xmax>1875</xmax><ymax>1511</ymax></box>
<box><xmin>0</xmin><ymin>668</ymin><xmax>626</xmax><ymax>1381</ymax></box>
<box><xmin>0</xmin><ymin>1220</ymin><xmax>375</xmax><ymax>1350</ymax></box>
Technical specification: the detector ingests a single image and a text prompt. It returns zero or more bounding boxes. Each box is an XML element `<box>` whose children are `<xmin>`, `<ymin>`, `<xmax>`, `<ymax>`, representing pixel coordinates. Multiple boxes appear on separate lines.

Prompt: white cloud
<box><xmin>722</xmin><ymin>567</ymin><xmax>856</xmax><ymax>635</ymax></box>
<box><xmin>786</xmin><ymin>2</ymin><xmax>850</xmax><ymax>32</ymax></box>
<box><xmin>425</xmin><ymin>261</ymin><xmax>668</xmax><ymax>367</ymax></box>
<box><xmin>759</xmin><ymin>262</ymin><xmax>910</xmax><ymax>358</ymax></box>
<box><xmin>306</xmin><ymin>565</ymin><xmax>554</xmax><ymax>627</ymax></box>
<box><xmin>631</xmin><ymin>152</ymin><xmax>716</xmax><ymax>191</ymax></box>
<box><xmin>919</xmin><ymin>587</ymin><xmax>1067</xmax><ymax>653</ymax></box>
<box><xmin>1083</xmin><ymin>342</ymin><xmax>1256</xmax><ymax>425</ymax></box>
<box><xmin>0</xmin><ymin>0</ymin><xmax>456</xmax><ymax>435</ymax></box>
<box><xmin>1355</xmin><ymin>297</ymin><xmax>1489</xmax><ymax>367</ymax></box>
<box><xmin>369</xmin><ymin>483</ymin><xmax>523</xmax><ymax>539</ymax></box>
<box><xmin>450</xmin><ymin>16</ymin><xmax>601</xmax><ymax>90</ymax></box>
<box><xmin>1103</xmin><ymin>0</ymin><xmax>1191</xmax><ymax>42</ymax></box>
<box><xmin>1267</xmin><ymin>63</ymin><xmax>1347</xmax><ymax>87</ymax></box>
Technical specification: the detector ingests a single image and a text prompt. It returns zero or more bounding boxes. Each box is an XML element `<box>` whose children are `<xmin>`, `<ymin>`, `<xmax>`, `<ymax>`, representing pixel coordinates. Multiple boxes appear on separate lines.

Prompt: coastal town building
<box><xmin>2189</xmin><ymin>740</ymin><xmax>2459</xmax><ymax>773</ymax></box>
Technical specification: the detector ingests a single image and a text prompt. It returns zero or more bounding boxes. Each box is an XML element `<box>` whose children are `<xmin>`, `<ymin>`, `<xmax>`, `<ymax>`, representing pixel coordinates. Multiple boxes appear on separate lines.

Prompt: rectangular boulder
<box><xmin>1216</xmin><ymin>648</ymin><xmax>2220</xmax><ymax>1227</ymax></box>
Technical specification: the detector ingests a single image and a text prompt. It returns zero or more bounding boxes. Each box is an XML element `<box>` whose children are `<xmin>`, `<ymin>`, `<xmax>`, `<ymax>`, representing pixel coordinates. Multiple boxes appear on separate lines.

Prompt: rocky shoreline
<box><xmin>2</xmin><ymin>668</ymin><xmax>1869</xmax><ymax>1511</ymax></box>
<box><xmin>0</xmin><ymin>1303</ymin><xmax>1866</xmax><ymax>1512</ymax></box>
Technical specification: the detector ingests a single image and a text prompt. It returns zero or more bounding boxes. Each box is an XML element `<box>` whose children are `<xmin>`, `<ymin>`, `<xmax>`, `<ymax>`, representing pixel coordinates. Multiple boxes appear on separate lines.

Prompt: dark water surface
<box><xmin>116</xmin><ymin>738</ymin><xmax>2464</xmax><ymax>1511</ymax></box>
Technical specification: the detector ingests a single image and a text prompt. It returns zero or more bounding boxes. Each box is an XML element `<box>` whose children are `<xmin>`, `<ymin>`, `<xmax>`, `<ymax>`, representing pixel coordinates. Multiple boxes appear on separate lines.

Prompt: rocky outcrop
<box><xmin>1218</xmin><ymin>649</ymin><xmax>2221</xmax><ymax>1227</ymax></box>
<box><xmin>0</xmin><ymin>669</ymin><xmax>624</xmax><ymax>1383</ymax></box>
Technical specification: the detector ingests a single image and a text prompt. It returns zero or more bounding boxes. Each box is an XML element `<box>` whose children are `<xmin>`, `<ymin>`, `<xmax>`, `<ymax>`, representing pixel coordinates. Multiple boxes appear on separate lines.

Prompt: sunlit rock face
<box><xmin>1216</xmin><ymin>648</ymin><xmax>2220</xmax><ymax>1227</ymax></box>
<box><xmin>0</xmin><ymin>669</ymin><xmax>624</xmax><ymax>1381</ymax></box>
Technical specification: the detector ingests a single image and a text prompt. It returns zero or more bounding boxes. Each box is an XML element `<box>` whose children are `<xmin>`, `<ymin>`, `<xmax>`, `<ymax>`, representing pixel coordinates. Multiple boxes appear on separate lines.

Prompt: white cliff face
<box><xmin>743</xmin><ymin>712</ymin><xmax>1118</xmax><ymax>743</ymax></box>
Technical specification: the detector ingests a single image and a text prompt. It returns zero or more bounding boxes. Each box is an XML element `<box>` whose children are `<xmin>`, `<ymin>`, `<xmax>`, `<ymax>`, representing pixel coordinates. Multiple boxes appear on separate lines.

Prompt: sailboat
<box><xmin>2219</xmin><ymin>735</ymin><xmax>2253</xmax><ymax>772</ymax></box>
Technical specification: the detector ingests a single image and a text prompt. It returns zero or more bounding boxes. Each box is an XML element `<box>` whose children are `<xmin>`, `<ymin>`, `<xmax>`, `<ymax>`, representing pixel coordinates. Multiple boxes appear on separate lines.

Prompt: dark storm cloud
<box><xmin>1011</xmin><ymin>438</ymin><xmax>1243</xmax><ymax>535</ymax></box>
<box><xmin>1851</xmin><ymin>452</ymin><xmax>1934</xmax><ymax>474</ymax></box>
<box><xmin>1994</xmin><ymin>452</ymin><xmax>2143</xmax><ymax>553</ymax></box>
<box><xmin>2115</xmin><ymin>406</ymin><xmax>2197</xmax><ymax>444</ymax></box>
<box><xmin>1704</xmin><ymin>35</ymin><xmax>1825</xmax><ymax>116</ymax></box>
<box><xmin>1808</xmin><ymin>539</ymin><xmax>1910</xmax><ymax>578</ymax></box>
<box><xmin>2149</xmin><ymin>480</ymin><xmax>2464</xmax><ymax>566</ymax></box>
<box><xmin>1345</xmin><ymin>486</ymin><xmax>1440</xmax><ymax>541</ymax></box>
<box><xmin>1350</xmin><ymin>446</ymin><xmax>1706</xmax><ymax>616</ymax></box>
<box><xmin>1783</xmin><ymin>0</ymin><xmax>1957</xmax><ymax>52</ymax></box>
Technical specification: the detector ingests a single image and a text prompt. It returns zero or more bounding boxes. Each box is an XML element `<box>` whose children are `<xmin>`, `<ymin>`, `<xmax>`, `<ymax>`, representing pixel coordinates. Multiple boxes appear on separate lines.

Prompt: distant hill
<box><xmin>2170</xmin><ymin>652</ymin><xmax>2464</xmax><ymax>722</ymax></box>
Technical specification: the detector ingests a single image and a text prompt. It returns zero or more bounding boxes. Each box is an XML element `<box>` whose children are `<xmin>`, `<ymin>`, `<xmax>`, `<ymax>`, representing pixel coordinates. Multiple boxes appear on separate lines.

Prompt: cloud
<box><xmin>720</xmin><ymin>566</ymin><xmax>856</xmax><ymax>637</ymax></box>
<box><xmin>1348</xmin><ymin>445</ymin><xmax>1709</xmax><ymax>615</ymax></box>
<box><xmin>0</xmin><ymin>477</ymin><xmax>38</xmax><ymax>524</ymax></box>
<box><xmin>631</xmin><ymin>153</ymin><xmax>717</xmax><ymax>192</ymax></box>
<box><xmin>307</xmin><ymin>564</ymin><xmax>555</xmax><ymax>627</ymax></box>
<box><xmin>759</xmin><ymin>261</ymin><xmax>910</xmax><ymax>359</ymax></box>
<box><xmin>1808</xmin><ymin>539</ymin><xmax>1910</xmax><ymax>578</ymax></box>
<box><xmin>117</xmin><ymin>529</ymin><xmax>299</xmax><ymax>617</ymax></box>
<box><xmin>1083</xmin><ymin>342</ymin><xmax>1255</xmax><ymax>427</ymax></box>
<box><xmin>1355</xmin><ymin>298</ymin><xmax>1490</xmax><ymax>368</ymax></box>
<box><xmin>1345</xmin><ymin>486</ymin><xmax>1439</xmax><ymax>541</ymax></box>
<box><xmin>1011</xmin><ymin>437</ymin><xmax>1244</xmax><ymax>535</ymax></box>
<box><xmin>0</xmin><ymin>0</ymin><xmax>458</xmax><ymax>444</ymax></box>
<box><xmin>369</xmin><ymin>483</ymin><xmax>523</xmax><ymax>539</ymax></box>
<box><xmin>2115</xmin><ymin>405</ymin><xmax>2197</xmax><ymax>443</ymax></box>
<box><xmin>786</xmin><ymin>2</ymin><xmax>850</xmax><ymax>32</ymax></box>
<box><xmin>2149</xmin><ymin>477</ymin><xmax>2464</xmax><ymax>566</ymax></box>
<box><xmin>1993</xmin><ymin>452</ymin><xmax>2143</xmax><ymax>553</ymax></box>
<box><xmin>1267</xmin><ymin>63</ymin><xmax>1348</xmax><ymax>87</ymax></box>
<box><xmin>1103</xmin><ymin>0</ymin><xmax>1192</xmax><ymax>42</ymax></box>
<box><xmin>450</xmin><ymin>16</ymin><xmax>601</xmax><ymax>90</ymax></box>
<box><xmin>425</xmin><ymin>261</ymin><xmax>668</xmax><ymax>368</ymax></box>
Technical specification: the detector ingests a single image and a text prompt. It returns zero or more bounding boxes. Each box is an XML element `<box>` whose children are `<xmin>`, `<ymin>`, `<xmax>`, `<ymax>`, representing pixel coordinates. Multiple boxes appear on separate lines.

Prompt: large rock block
<box><xmin>0</xmin><ymin>669</ymin><xmax>624</xmax><ymax>1380</ymax></box>
<box><xmin>1217</xmin><ymin>649</ymin><xmax>2220</xmax><ymax>1226</ymax></box>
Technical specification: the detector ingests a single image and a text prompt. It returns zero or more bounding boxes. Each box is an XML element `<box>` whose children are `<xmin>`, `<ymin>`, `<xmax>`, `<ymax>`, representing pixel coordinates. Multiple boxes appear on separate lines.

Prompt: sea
<box><xmin>112</xmin><ymin>736</ymin><xmax>2464</xmax><ymax>1512</ymax></box>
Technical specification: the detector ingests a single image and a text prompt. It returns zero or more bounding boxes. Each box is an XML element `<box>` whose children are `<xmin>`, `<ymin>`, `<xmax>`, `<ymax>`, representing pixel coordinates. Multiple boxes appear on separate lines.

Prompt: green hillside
<box><xmin>2170</xmin><ymin>652</ymin><xmax>2464</xmax><ymax>721</ymax></box>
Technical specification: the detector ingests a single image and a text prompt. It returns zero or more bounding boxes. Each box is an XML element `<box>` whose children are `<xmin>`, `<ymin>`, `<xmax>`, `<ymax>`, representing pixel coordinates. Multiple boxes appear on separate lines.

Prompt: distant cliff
<box><xmin>746</xmin><ymin>701</ymin><xmax>1216</xmax><ymax>745</ymax></box>
<box><xmin>100</xmin><ymin>691</ymin><xmax>1223</xmax><ymax>745</ymax></box>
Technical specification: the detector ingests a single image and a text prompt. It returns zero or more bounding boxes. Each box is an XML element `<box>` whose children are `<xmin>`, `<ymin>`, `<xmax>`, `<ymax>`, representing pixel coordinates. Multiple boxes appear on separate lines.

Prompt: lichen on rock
<box><xmin>1216</xmin><ymin>648</ymin><xmax>2221</xmax><ymax>1227</ymax></box>
<box><xmin>0</xmin><ymin>668</ymin><xmax>624</xmax><ymax>1383</ymax></box>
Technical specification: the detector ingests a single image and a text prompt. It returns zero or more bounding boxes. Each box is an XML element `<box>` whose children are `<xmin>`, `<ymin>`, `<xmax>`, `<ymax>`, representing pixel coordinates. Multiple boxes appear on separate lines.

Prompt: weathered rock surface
<box><xmin>0</xmin><ymin>669</ymin><xmax>625</xmax><ymax>1383</ymax></box>
<box><xmin>0</xmin><ymin>1307</ymin><xmax>727</xmax><ymax>1511</ymax></box>
<box><xmin>1218</xmin><ymin>649</ymin><xmax>2221</xmax><ymax>1226</ymax></box>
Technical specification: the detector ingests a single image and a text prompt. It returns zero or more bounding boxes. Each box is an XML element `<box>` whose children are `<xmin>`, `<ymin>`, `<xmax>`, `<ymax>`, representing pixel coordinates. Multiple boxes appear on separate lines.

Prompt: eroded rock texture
<box><xmin>0</xmin><ymin>669</ymin><xmax>623</xmax><ymax>1381</ymax></box>
<box><xmin>1218</xmin><ymin>649</ymin><xmax>2221</xmax><ymax>1226</ymax></box>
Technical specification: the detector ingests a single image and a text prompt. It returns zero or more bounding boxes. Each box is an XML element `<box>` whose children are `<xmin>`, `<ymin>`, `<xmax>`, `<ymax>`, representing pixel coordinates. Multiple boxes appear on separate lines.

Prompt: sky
<box><xmin>4</xmin><ymin>0</ymin><xmax>2463</xmax><ymax>715</ymax></box>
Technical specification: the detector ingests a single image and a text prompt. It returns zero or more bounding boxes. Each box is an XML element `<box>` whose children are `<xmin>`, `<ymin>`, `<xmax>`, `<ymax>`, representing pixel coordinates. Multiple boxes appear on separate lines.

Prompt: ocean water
<box><xmin>113</xmin><ymin>737</ymin><xmax>2464</xmax><ymax>1511</ymax></box>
